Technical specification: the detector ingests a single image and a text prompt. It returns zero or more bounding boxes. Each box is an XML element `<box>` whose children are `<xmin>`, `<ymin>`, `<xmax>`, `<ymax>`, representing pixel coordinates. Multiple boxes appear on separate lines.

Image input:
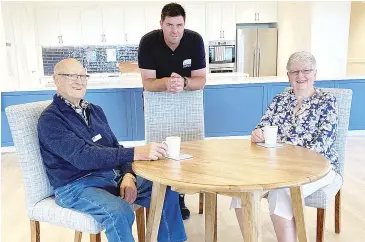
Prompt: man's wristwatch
<box><xmin>183</xmin><ymin>76</ymin><xmax>188</xmax><ymax>88</ymax></box>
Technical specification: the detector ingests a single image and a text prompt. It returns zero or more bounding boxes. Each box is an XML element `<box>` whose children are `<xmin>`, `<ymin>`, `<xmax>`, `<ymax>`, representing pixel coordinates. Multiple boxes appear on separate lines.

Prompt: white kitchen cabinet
<box><xmin>256</xmin><ymin>1</ymin><xmax>277</xmax><ymax>23</ymax></box>
<box><xmin>80</xmin><ymin>6</ymin><xmax>103</xmax><ymax>45</ymax></box>
<box><xmin>101</xmin><ymin>6</ymin><xmax>124</xmax><ymax>44</ymax></box>
<box><xmin>236</xmin><ymin>1</ymin><xmax>277</xmax><ymax>24</ymax></box>
<box><xmin>59</xmin><ymin>7</ymin><xmax>82</xmax><ymax>45</ymax></box>
<box><xmin>145</xmin><ymin>6</ymin><xmax>162</xmax><ymax>33</ymax></box>
<box><xmin>81</xmin><ymin>5</ymin><xmax>124</xmax><ymax>45</ymax></box>
<box><xmin>207</xmin><ymin>3</ymin><xmax>236</xmax><ymax>41</ymax></box>
<box><xmin>36</xmin><ymin>8</ymin><xmax>60</xmax><ymax>46</ymax></box>
<box><xmin>124</xmin><ymin>6</ymin><xmax>146</xmax><ymax>44</ymax></box>
<box><xmin>36</xmin><ymin>6</ymin><xmax>82</xmax><ymax>46</ymax></box>
<box><xmin>183</xmin><ymin>4</ymin><xmax>206</xmax><ymax>39</ymax></box>
<box><xmin>206</xmin><ymin>3</ymin><xmax>221</xmax><ymax>40</ymax></box>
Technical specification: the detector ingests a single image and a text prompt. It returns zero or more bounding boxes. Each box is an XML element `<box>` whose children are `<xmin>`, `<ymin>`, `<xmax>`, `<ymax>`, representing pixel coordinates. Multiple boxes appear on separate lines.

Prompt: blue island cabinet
<box><xmin>203</xmin><ymin>84</ymin><xmax>268</xmax><ymax>137</ymax></box>
<box><xmin>85</xmin><ymin>89</ymin><xmax>133</xmax><ymax>141</ymax></box>
<box><xmin>2</xmin><ymin>79</ymin><xmax>365</xmax><ymax>147</ymax></box>
<box><xmin>336</xmin><ymin>80</ymin><xmax>365</xmax><ymax>130</ymax></box>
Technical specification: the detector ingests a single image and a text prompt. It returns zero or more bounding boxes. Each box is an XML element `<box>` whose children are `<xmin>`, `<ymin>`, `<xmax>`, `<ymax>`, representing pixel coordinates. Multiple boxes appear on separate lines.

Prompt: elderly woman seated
<box><xmin>230</xmin><ymin>51</ymin><xmax>339</xmax><ymax>242</ymax></box>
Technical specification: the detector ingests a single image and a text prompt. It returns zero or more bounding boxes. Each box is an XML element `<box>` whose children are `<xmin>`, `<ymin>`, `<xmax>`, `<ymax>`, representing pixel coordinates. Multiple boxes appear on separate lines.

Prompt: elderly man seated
<box><xmin>37</xmin><ymin>58</ymin><xmax>187</xmax><ymax>242</ymax></box>
<box><xmin>230</xmin><ymin>51</ymin><xmax>339</xmax><ymax>242</ymax></box>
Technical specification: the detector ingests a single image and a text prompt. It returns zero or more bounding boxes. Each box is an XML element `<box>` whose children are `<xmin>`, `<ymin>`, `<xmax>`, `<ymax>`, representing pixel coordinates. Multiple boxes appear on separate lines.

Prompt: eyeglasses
<box><xmin>57</xmin><ymin>73</ymin><xmax>90</xmax><ymax>82</ymax></box>
<box><xmin>288</xmin><ymin>69</ymin><xmax>314</xmax><ymax>76</ymax></box>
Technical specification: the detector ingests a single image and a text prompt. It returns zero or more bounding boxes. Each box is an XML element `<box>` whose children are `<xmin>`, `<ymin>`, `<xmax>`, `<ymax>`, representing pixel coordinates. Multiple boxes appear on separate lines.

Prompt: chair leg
<box><xmin>199</xmin><ymin>192</ymin><xmax>204</xmax><ymax>214</ymax></box>
<box><xmin>316</xmin><ymin>208</ymin><xmax>326</xmax><ymax>242</ymax></box>
<box><xmin>145</xmin><ymin>207</ymin><xmax>150</xmax><ymax>223</ymax></box>
<box><xmin>74</xmin><ymin>231</ymin><xmax>82</xmax><ymax>242</ymax></box>
<box><xmin>136</xmin><ymin>207</ymin><xmax>146</xmax><ymax>242</ymax></box>
<box><xmin>335</xmin><ymin>189</ymin><xmax>341</xmax><ymax>234</ymax></box>
<box><xmin>90</xmin><ymin>233</ymin><xmax>101</xmax><ymax>242</ymax></box>
<box><xmin>30</xmin><ymin>220</ymin><xmax>40</xmax><ymax>242</ymax></box>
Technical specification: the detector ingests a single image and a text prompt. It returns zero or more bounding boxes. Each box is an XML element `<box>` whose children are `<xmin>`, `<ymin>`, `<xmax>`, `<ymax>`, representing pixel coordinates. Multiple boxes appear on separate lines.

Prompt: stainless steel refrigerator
<box><xmin>236</xmin><ymin>23</ymin><xmax>278</xmax><ymax>77</ymax></box>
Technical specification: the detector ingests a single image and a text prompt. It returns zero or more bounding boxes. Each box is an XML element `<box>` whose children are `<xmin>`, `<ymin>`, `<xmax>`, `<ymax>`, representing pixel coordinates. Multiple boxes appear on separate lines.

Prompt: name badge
<box><xmin>183</xmin><ymin>59</ymin><xmax>191</xmax><ymax>68</ymax></box>
<box><xmin>92</xmin><ymin>134</ymin><xmax>102</xmax><ymax>142</ymax></box>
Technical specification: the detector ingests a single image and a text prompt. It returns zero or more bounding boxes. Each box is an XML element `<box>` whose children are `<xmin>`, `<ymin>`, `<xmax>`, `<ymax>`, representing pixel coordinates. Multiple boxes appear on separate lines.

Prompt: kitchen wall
<box><xmin>310</xmin><ymin>1</ymin><xmax>351</xmax><ymax>78</ymax></box>
<box><xmin>277</xmin><ymin>1</ymin><xmax>351</xmax><ymax>77</ymax></box>
<box><xmin>347</xmin><ymin>1</ymin><xmax>365</xmax><ymax>76</ymax></box>
<box><xmin>277</xmin><ymin>1</ymin><xmax>311</xmax><ymax>76</ymax></box>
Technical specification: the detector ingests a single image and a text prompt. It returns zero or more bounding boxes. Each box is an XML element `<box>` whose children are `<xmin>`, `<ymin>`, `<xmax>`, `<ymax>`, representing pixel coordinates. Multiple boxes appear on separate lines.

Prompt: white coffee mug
<box><xmin>263</xmin><ymin>126</ymin><xmax>278</xmax><ymax>146</ymax></box>
<box><xmin>163</xmin><ymin>136</ymin><xmax>181</xmax><ymax>159</ymax></box>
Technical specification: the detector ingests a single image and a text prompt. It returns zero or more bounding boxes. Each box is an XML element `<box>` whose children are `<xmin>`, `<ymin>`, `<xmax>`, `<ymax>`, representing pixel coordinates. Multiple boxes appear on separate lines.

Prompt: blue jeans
<box><xmin>54</xmin><ymin>170</ymin><xmax>187</xmax><ymax>242</ymax></box>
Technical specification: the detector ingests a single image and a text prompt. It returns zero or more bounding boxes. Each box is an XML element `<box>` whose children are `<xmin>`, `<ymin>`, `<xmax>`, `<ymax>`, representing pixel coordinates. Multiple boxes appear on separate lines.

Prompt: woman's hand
<box><xmin>251</xmin><ymin>129</ymin><xmax>265</xmax><ymax>143</ymax></box>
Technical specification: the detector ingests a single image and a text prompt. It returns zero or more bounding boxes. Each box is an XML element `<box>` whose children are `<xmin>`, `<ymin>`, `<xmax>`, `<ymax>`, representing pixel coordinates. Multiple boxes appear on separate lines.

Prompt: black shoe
<box><xmin>179</xmin><ymin>194</ymin><xmax>190</xmax><ymax>220</ymax></box>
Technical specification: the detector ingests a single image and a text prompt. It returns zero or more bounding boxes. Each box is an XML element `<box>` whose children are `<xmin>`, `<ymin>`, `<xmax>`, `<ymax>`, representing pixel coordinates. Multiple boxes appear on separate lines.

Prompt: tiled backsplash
<box><xmin>42</xmin><ymin>45</ymin><xmax>138</xmax><ymax>75</ymax></box>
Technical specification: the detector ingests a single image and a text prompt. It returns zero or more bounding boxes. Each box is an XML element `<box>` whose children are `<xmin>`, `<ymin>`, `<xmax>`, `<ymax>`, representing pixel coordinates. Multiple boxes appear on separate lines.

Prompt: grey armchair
<box><xmin>143</xmin><ymin>90</ymin><xmax>206</xmax><ymax>214</ymax></box>
<box><xmin>285</xmin><ymin>87</ymin><xmax>353</xmax><ymax>242</ymax></box>
<box><xmin>5</xmin><ymin>100</ymin><xmax>146</xmax><ymax>242</ymax></box>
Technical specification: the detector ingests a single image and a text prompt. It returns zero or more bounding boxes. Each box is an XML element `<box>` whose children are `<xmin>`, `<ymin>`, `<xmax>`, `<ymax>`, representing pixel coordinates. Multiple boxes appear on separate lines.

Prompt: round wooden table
<box><xmin>133</xmin><ymin>139</ymin><xmax>331</xmax><ymax>242</ymax></box>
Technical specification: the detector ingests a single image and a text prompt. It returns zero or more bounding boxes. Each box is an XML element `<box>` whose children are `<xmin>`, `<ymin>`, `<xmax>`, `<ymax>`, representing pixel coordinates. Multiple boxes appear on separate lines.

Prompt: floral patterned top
<box><xmin>256</xmin><ymin>88</ymin><xmax>339</xmax><ymax>173</ymax></box>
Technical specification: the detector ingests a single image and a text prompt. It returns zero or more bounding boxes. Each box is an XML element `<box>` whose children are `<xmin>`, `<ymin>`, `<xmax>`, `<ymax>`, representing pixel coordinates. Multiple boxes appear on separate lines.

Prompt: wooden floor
<box><xmin>2</xmin><ymin>135</ymin><xmax>365</xmax><ymax>242</ymax></box>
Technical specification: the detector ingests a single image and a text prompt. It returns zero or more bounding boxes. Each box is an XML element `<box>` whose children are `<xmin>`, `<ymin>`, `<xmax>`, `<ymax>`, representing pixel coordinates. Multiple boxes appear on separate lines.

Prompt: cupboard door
<box><xmin>36</xmin><ymin>7</ymin><xmax>60</xmax><ymax>46</ymax></box>
<box><xmin>80</xmin><ymin>6</ymin><xmax>103</xmax><ymax>45</ymax></box>
<box><xmin>145</xmin><ymin>5</ymin><xmax>161</xmax><ymax>33</ymax></box>
<box><xmin>59</xmin><ymin>7</ymin><xmax>82</xmax><ymax>45</ymax></box>
<box><xmin>124</xmin><ymin>6</ymin><xmax>146</xmax><ymax>44</ymax></box>
<box><xmin>221</xmin><ymin>3</ymin><xmax>236</xmax><ymax>40</ymax></box>
<box><xmin>183</xmin><ymin>4</ymin><xmax>206</xmax><ymax>39</ymax></box>
<box><xmin>235</xmin><ymin>2</ymin><xmax>257</xmax><ymax>24</ymax></box>
<box><xmin>206</xmin><ymin>3</ymin><xmax>222</xmax><ymax>40</ymax></box>
<box><xmin>101</xmin><ymin>6</ymin><xmax>125</xmax><ymax>44</ymax></box>
<box><xmin>256</xmin><ymin>1</ymin><xmax>277</xmax><ymax>23</ymax></box>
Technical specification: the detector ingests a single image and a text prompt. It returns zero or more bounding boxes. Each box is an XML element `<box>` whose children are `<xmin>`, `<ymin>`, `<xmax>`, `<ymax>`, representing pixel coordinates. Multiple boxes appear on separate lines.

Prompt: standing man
<box><xmin>138</xmin><ymin>2</ymin><xmax>206</xmax><ymax>219</ymax></box>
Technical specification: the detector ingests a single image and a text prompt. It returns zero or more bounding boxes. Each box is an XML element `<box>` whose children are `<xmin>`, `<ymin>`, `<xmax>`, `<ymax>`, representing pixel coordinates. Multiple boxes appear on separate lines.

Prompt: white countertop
<box><xmin>4</xmin><ymin>73</ymin><xmax>365</xmax><ymax>92</ymax></box>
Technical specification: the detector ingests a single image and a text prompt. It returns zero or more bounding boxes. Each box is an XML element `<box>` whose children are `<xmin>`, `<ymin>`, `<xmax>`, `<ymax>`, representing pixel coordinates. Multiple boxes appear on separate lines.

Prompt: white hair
<box><xmin>286</xmin><ymin>51</ymin><xmax>317</xmax><ymax>71</ymax></box>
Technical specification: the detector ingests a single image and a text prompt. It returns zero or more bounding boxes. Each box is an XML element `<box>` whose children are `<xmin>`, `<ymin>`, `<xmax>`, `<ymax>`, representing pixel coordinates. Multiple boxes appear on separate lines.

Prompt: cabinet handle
<box><xmin>101</xmin><ymin>34</ymin><xmax>106</xmax><ymax>43</ymax></box>
<box><xmin>58</xmin><ymin>35</ymin><xmax>63</xmax><ymax>44</ymax></box>
<box><xmin>125</xmin><ymin>33</ymin><xmax>128</xmax><ymax>43</ymax></box>
<box><xmin>223</xmin><ymin>30</ymin><xmax>225</xmax><ymax>39</ymax></box>
<box><xmin>219</xmin><ymin>30</ymin><xmax>222</xmax><ymax>39</ymax></box>
<box><xmin>258</xmin><ymin>12</ymin><xmax>260</xmax><ymax>21</ymax></box>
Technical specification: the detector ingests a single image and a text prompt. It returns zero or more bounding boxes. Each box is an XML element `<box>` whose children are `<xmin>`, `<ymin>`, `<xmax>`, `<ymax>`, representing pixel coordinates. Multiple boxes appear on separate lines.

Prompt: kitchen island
<box><xmin>2</xmin><ymin>73</ymin><xmax>365</xmax><ymax>147</ymax></box>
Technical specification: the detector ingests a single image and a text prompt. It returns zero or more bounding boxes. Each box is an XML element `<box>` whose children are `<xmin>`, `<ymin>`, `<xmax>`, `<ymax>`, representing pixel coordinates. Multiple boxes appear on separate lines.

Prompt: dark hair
<box><xmin>161</xmin><ymin>2</ymin><xmax>186</xmax><ymax>22</ymax></box>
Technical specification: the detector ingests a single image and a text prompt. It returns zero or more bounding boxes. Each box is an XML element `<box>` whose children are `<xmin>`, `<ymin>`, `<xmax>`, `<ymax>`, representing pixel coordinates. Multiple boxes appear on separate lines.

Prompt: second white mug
<box><xmin>263</xmin><ymin>126</ymin><xmax>278</xmax><ymax>145</ymax></box>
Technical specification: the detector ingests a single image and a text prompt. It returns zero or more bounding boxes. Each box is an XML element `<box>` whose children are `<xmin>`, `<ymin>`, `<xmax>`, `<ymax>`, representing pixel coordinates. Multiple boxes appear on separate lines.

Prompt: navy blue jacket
<box><xmin>38</xmin><ymin>94</ymin><xmax>135</xmax><ymax>189</ymax></box>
